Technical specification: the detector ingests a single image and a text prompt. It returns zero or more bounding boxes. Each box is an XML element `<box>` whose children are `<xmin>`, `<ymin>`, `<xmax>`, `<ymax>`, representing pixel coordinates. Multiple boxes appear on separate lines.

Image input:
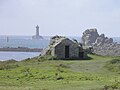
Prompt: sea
<box><xmin>0</xmin><ymin>36</ymin><xmax>120</xmax><ymax>61</ymax></box>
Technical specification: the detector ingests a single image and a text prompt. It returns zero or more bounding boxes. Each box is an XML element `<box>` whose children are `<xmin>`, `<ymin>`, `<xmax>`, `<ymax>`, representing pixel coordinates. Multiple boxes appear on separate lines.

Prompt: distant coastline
<box><xmin>0</xmin><ymin>47</ymin><xmax>43</xmax><ymax>52</ymax></box>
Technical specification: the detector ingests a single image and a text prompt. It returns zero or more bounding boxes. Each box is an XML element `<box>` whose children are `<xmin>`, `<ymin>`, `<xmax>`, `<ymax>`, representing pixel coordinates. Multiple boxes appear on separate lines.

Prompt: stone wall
<box><xmin>55</xmin><ymin>39</ymin><xmax>80</xmax><ymax>59</ymax></box>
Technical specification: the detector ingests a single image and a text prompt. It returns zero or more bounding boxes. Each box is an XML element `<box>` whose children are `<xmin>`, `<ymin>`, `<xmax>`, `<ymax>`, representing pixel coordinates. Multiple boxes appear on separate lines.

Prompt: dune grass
<box><xmin>0</xmin><ymin>54</ymin><xmax>120</xmax><ymax>90</ymax></box>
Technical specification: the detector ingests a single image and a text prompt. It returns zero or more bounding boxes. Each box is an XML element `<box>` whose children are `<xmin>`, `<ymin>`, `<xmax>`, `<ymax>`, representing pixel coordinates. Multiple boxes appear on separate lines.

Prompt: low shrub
<box><xmin>104</xmin><ymin>59</ymin><xmax>120</xmax><ymax>73</ymax></box>
<box><xmin>37</xmin><ymin>55</ymin><xmax>59</xmax><ymax>61</ymax></box>
<box><xmin>102</xmin><ymin>81</ymin><xmax>120</xmax><ymax>90</ymax></box>
<box><xmin>109</xmin><ymin>59</ymin><xmax>120</xmax><ymax>64</ymax></box>
<box><xmin>56</xmin><ymin>76</ymin><xmax>64</xmax><ymax>80</ymax></box>
<box><xmin>0</xmin><ymin>60</ymin><xmax>19</xmax><ymax>70</ymax></box>
<box><xmin>57</xmin><ymin>63</ymin><xmax>69</xmax><ymax>68</ymax></box>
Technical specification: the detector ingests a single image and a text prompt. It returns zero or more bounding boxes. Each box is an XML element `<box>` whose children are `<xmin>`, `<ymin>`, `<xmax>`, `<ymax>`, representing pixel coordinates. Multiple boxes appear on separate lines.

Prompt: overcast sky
<box><xmin>0</xmin><ymin>0</ymin><xmax>120</xmax><ymax>37</ymax></box>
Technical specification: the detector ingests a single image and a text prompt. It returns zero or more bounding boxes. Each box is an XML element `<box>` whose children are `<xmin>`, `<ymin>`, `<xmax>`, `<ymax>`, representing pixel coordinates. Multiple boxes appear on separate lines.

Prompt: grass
<box><xmin>0</xmin><ymin>54</ymin><xmax>120</xmax><ymax>90</ymax></box>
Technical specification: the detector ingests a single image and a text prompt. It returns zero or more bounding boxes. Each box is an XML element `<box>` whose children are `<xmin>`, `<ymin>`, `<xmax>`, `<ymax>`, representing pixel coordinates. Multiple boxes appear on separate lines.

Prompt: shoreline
<box><xmin>0</xmin><ymin>47</ymin><xmax>43</xmax><ymax>52</ymax></box>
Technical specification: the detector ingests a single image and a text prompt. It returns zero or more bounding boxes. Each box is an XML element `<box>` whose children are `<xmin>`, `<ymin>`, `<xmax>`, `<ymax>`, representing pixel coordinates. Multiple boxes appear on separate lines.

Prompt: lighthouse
<box><xmin>32</xmin><ymin>25</ymin><xmax>43</xmax><ymax>39</ymax></box>
<box><xmin>36</xmin><ymin>25</ymin><xmax>39</xmax><ymax>36</ymax></box>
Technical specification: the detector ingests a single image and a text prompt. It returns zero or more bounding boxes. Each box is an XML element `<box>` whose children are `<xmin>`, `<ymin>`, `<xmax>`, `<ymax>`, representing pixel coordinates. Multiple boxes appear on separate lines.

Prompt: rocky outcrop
<box><xmin>82</xmin><ymin>29</ymin><xmax>113</xmax><ymax>46</ymax></box>
<box><xmin>82</xmin><ymin>28</ymin><xmax>99</xmax><ymax>46</ymax></box>
<box><xmin>92</xmin><ymin>43</ymin><xmax>120</xmax><ymax>56</ymax></box>
<box><xmin>94</xmin><ymin>34</ymin><xmax>113</xmax><ymax>46</ymax></box>
<box><xmin>82</xmin><ymin>29</ymin><xmax>120</xmax><ymax>56</ymax></box>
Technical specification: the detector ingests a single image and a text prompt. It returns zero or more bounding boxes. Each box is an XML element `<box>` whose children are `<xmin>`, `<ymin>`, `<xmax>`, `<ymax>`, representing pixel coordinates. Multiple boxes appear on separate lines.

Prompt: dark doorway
<box><xmin>65</xmin><ymin>45</ymin><xmax>69</xmax><ymax>58</ymax></box>
<box><xmin>79</xmin><ymin>52</ymin><xmax>84</xmax><ymax>59</ymax></box>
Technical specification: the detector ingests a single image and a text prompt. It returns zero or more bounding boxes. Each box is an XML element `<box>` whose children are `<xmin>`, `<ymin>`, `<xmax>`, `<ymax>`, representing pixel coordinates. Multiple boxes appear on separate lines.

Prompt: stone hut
<box><xmin>41</xmin><ymin>35</ymin><xmax>87</xmax><ymax>59</ymax></box>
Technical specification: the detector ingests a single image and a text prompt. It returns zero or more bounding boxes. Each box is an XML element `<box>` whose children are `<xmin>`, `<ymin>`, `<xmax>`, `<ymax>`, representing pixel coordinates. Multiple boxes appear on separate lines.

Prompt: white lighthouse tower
<box><xmin>32</xmin><ymin>25</ymin><xmax>43</xmax><ymax>39</ymax></box>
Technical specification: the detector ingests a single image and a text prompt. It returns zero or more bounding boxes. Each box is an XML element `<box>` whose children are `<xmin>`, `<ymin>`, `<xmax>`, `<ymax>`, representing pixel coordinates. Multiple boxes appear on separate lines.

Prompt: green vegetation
<box><xmin>0</xmin><ymin>54</ymin><xmax>120</xmax><ymax>90</ymax></box>
<box><xmin>105</xmin><ymin>59</ymin><xmax>120</xmax><ymax>73</ymax></box>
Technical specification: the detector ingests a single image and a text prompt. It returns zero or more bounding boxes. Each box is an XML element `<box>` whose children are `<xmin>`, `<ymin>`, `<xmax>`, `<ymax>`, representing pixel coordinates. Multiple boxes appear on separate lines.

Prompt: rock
<box><xmin>82</xmin><ymin>28</ymin><xmax>99</xmax><ymax>46</ymax></box>
<box><xmin>82</xmin><ymin>29</ymin><xmax>114</xmax><ymax>46</ymax></box>
<box><xmin>104</xmin><ymin>38</ymin><xmax>113</xmax><ymax>44</ymax></box>
<box><xmin>99</xmin><ymin>34</ymin><xmax>105</xmax><ymax>38</ymax></box>
<box><xmin>50</xmin><ymin>35</ymin><xmax>65</xmax><ymax>45</ymax></box>
<box><xmin>95</xmin><ymin>37</ymin><xmax>104</xmax><ymax>46</ymax></box>
<box><xmin>81</xmin><ymin>28</ymin><xmax>120</xmax><ymax>56</ymax></box>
